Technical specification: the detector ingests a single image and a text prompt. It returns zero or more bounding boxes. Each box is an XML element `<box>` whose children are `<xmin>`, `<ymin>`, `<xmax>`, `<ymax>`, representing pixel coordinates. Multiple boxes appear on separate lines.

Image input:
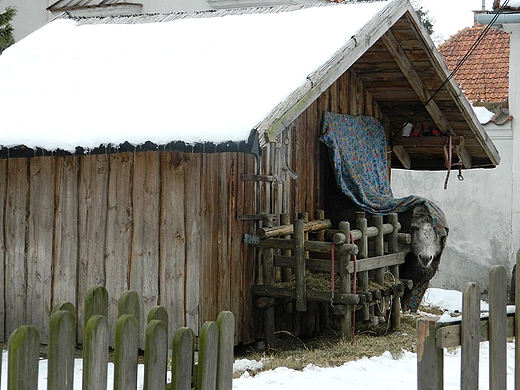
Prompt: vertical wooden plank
<box><xmin>26</xmin><ymin>156</ymin><xmax>55</xmax><ymax>343</ymax></box>
<box><xmin>143</xmin><ymin>320</ymin><xmax>168</xmax><ymax>390</ymax></box>
<box><xmin>5</xmin><ymin>157</ymin><xmax>29</xmax><ymax>337</ymax></box>
<box><xmin>200</xmin><ymin>154</ymin><xmax>219</xmax><ymax>324</ymax></box>
<box><xmin>160</xmin><ymin>152</ymin><xmax>186</xmax><ymax>341</ymax></box>
<box><xmin>53</xmin><ymin>156</ymin><xmax>79</xmax><ymax>324</ymax></box>
<box><xmin>488</xmin><ymin>265</ymin><xmax>507</xmax><ymax>390</ymax></box>
<box><xmin>0</xmin><ymin>159</ymin><xmax>6</xmax><ymax>341</ymax></box>
<box><xmin>294</xmin><ymin>219</ymin><xmax>306</xmax><ymax>312</ymax></box>
<box><xmin>130</xmin><ymin>151</ymin><xmax>161</xmax><ymax>347</ymax></box>
<box><xmin>8</xmin><ymin>325</ymin><xmax>40</xmax><ymax>390</ymax></box>
<box><xmin>240</xmin><ymin>153</ymin><xmax>257</xmax><ymax>344</ymax></box>
<box><xmin>461</xmin><ymin>282</ymin><xmax>480</xmax><ymax>390</ymax></box>
<box><xmin>184</xmin><ymin>154</ymin><xmax>202</xmax><ymax>333</ymax></box>
<box><xmin>416</xmin><ymin>318</ymin><xmax>443</xmax><ymax>390</ymax></box>
<box><xmin>338</xmin><ymin>221</ymin><xmax>352</xmax><ymax>340</ymax></box>
<box><xmin>230</xmin><ymin>153</ymin><xmax>244</xmax><ymax>344</ymax></box>
<box><xmin>105</xmin><ymin>152</ymin><xmax>133</xmax><ymax>346</ymax></box>
<box><xmin>78</xmin><ymin>154</ymin><xmax>109</xmax><ymax>343</ymax></box>
<box><xmin>217</xmin><ymin>154</ymin><xmax>231</xmax><ymax>315</ymax></box>
<box><xmin>83</xmin><ymin>315</ymin><xmax>109</xmax><ymax>390</ymax></box>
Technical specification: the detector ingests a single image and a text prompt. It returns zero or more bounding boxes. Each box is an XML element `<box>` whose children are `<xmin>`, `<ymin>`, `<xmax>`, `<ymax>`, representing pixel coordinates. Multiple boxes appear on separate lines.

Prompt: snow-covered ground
<box><xmin>1</xmin><ymin>288</ymin><xmax>513</xmax><ymax>389</ymax></box>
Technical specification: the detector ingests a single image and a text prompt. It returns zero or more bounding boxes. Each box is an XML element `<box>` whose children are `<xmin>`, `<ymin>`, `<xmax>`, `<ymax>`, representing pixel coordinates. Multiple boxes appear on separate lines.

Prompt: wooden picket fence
<box><xmin>417</xmin><ymin>251</ymin><xmax>520</xmax><ymax>390</ymax></box>
<box><xmin>2</xmin><ymin>286</ymin><xmax>235</xmax><ymax>390</ymax></box>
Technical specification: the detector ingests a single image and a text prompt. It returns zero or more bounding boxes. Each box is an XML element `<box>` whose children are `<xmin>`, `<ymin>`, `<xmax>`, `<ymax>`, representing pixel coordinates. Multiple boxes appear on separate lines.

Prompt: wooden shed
<box><xmin>0</xmin><ymin>0</ymin><xmax>499</xmax><ymax>346</ymax></box>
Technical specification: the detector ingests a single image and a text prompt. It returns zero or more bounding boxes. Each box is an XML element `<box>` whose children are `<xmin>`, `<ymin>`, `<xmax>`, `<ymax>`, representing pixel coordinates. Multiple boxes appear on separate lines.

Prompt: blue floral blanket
<box><xmin>320</xmin><ymin>111</ymin><xmax>449</xmax><ymax>312</ymax></box>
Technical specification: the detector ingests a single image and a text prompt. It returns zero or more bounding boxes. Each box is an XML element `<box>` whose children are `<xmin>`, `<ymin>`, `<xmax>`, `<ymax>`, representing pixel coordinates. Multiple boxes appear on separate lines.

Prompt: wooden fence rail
<box><xmin>417</xmin><ymin>251</ymin><xmax>520</xmax><ymax>390</ymax></box>
<box><xmin>3</xmin><ymin>286</ymin><xmax>235</xmax><ymax>390</ymax></box>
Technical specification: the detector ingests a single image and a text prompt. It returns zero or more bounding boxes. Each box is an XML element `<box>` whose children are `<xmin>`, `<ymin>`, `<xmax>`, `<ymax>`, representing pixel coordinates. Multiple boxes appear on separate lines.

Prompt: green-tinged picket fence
<box><xmin>417</xmin><ymin>252</ymin><xmax>520</xmax><ymax>390</ymax></box>
<box><xmin>3</xmin><ymin>286</ymin><xmax>235</xmax><ymax>390</ymax></box>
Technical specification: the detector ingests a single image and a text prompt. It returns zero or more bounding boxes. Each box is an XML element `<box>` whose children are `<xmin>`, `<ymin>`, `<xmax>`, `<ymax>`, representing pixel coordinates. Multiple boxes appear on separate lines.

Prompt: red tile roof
<box><xmin>438</xmin><ymin>25</ymin><xmax>509</xmax><ymax>104</ymax></box>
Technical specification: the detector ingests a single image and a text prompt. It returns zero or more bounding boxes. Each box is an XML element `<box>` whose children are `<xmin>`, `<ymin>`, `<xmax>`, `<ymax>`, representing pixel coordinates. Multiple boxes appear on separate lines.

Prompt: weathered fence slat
<box><xmin>171</xmin><ymin>327</ymin><xmax>195</xmax><ymax>390</ymax></box>
<box><xmin>418</xmin><ymin>255</ymin><xmax>520</xmax><ymax>390</ymax></box>
<box><xmin>8</xmin><ymin>325</ymin><xmax>40</xmax><ymax>390</ymax></box>
<box><xmin>461</xmin><ymin>282</ymin><xmax>480</xmax><ymax>390</ymax></box>
<box><xmin>144</xmin><ymin>319</ymin><xmax>168</xmax><ymax>390</ymax></box>
<box><xmin>48</xmin><ymin>309</ymin><xmax>76</xmax><ymax>390</ymax></box>
<box><xmin>83</xmin><ymin>315</ymin><xmax>109</xmax><ymax>390</ymax></box>
<box><xmin>416</xmin><ymin>318</ymin><xmax>443</xmax><ymax>390</ymax></box>
<box><xmin>114</xmin><ymin>314</ymin><xmax>139</xmax><ymax>390</ymax></box>
<box><xmin>4</xmin><ymin>287</ymin><xmax>235</xmax><ymax>390</ymax></box>
<box><xmin>197</xmin><ymin>321</ymin><xmax>219</xmax><ymax>390</ymax></box>
<box><xmin>488</xmin><ymin>265</ymin><xmax>507</xmax><ymax>390</ymax></box>
<box><xmin>216</xmin><ymin>311</ymin><xmax>235</xmax><ymax>390</ymax></box>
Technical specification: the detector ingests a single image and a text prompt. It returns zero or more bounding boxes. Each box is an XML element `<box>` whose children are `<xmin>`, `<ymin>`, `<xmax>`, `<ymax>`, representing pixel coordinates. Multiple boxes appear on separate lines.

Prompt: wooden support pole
<box><xmin>280</xmin><ymin>213</ymin><xmax>293</xmax><ymax>314</ymax></box>
<box><xmin>388</xmin><ymin>213</ymin><xmax>399</xmax><ymax>254</ymax></box>
<box><xmin>416</xmin><ymin>317</ymin><xmax>443</xmax><ymax>390</ymax></box>
<box><xmin>294</xmin><ymin>219</ymin><xmax>307</xmax><ymax>312</ymax></box>
<box><xmin>356</xmin><ymin>213</ymin><xmax>370</xmax><ymax>321</ymax></box>
<box><xmin>388</xmin><ymin>213</ymin><xmax>401</xmax><ymax>330</ymax></box>
<box><xmin>262</xmin><ymin>216</ymin><xmax>276</xmax><ymax>348</ymax></box>
<box><xmin>461</xmin><ymin>282</ymin><xmax>480</xmax><ymax>390</ymax></box>
<box><xmin>489</xmin><ymin>265</ymin><xmax>507</xmax><ymax>390</ymax></box>
<box><xmin>339</xmin><ymin>221</ymin><xmax>352</xmax><ymax>340</ymax></box>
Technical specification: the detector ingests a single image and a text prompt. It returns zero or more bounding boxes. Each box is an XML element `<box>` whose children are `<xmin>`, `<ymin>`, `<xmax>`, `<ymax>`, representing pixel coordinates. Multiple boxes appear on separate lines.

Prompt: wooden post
<box><xmin>262</xmin><ymin>216</ymin><xmax>276</xmax><ymax>348</ymax></box>
<box><xmin>416</xmin><ymin>318</ymin><xmax>443</xmax><ymax>390</ymax></box>
<box><xmin>316</xmin><ymin>210</ymin><xmax>329</xmax><ymax>329</ymax></box>
<box><xmin>280</xmin><ymin>213</ymin><xmax>294</xmax><ymax>319</ymax></box>
<box><xmin>388</xmin><ymin>213</ymin><xmax>401</xmax><ymax>330</ymax></box>
<box><xmin>114</xmin><ymin>314</ymin><xmax>139</xmax><ymax>390</ymax></box>
<box><xmin>356</xmin><ymin>213</ymin><xmax>370</xmax><ymax>321</ymax></box>
<box><xmin>373</xmin><ymin>215</ymin><xmax>384</xmax><ymax>320</ymax></box>
<box><xmin>294</xmin><ymin>219</ymin><xmax>307</xmax><ymax>312</ymax></box>
<box><xmin>488</xmin><ymin>265</ymin><xmax>507</xmax><ymax>390</ymax></box>
<box><xmin>339</xmin><ymin>221</ymin><xmax>352</xmax><ymax>340</ymax></box>
<box><xmin>461</xmin><ymin>282</ymin><xmax>480</xmax><ymax>390</ymax></box>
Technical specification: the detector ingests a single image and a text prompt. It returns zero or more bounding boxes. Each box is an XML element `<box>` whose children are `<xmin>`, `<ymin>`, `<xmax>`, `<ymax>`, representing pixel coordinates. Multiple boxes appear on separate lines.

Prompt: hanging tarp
<box><xmin>320</xmin><ymin>111</ymin><xmax>449</xmax><ymax>311</ymax></box>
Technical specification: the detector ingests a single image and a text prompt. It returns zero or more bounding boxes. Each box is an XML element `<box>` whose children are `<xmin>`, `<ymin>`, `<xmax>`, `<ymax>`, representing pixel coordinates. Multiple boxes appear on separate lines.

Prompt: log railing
<box><xmin>249</xmin><ymin>210</ymin><xmax>411</xmax><ymax>346</ymax></box>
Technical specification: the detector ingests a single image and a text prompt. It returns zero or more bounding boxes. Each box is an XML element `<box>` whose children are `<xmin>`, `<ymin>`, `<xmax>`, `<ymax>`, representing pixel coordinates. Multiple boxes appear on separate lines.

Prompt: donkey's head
<box><xmin>409</xmin><ymin>204</ymin><xmax>443</xmax><ymax>269</ymax></box>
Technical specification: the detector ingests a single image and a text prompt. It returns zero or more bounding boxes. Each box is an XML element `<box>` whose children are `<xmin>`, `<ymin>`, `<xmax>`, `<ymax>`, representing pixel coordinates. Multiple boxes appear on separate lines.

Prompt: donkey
<box><xmin>325</xmin><ymin>189</ymin><xmax>447</xmax><ymax>312</ymax></box>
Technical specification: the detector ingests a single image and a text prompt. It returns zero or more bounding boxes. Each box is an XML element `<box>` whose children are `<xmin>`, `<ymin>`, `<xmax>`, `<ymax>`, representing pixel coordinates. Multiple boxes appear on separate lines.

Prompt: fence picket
<box><xmin>489</xmin><ymin>265</ymin><xmax>507</xmax><ymax>390</ymax></box>
<box><xmin>144</xmin><ymin>319</ymin><xmax>168</xmax><ymax>390</ymax></box>
<box><xmin>416</xmin><ymin>318</ymin><xmax>443</xmax><ymax>390</ymax></box>
<box><xmin>461</xmin><ymin>282</ymin><xmax>480</xmax><ymax>390</ymax></box>
<box><xmin>83</xmin><ymin>315</ymin><xmax>109</xmax><ymax>390</ymax></box>
<box><xmin>114</xmin><ymin>314</ymin><xmax>139</xmax><ymax>390</ymax></box>
<box><xmin>5</xmin><ymin>288</ymin><xmax>235</xmax><ymax>390</ymax></box>
<box><xmin>8</xmin><ymin>325</ymin><xmax>40</xmax><ymax>390</ymax></box>
<box><xmin>419</xmin><ymin>260</ymin><xmax>518</xmax><ymax>390</ymax></box>
<box><xmin>118</xmin><ymin>290</ymin><xmax>140</xmax><ymax>320</ymax></box>
<box><xmin>48</xmin><ymin>310</ymin><xmax>76</xmax><ymax>390</ymax></box>
<box><xmin>171</xmin><ymin>327</ymin><xmax>195</xmax><ymax>390</ymax></box>
<box><xmin>216</xmin><ymin>311</ymin><xmax>234</xmax><ymax>390</ymax></box>
<box><xmin>197</xmin><ymin>321</ymin><xmax>219</xmax><ymax>390</ymax></box>
<box><xmin>83</xmin><ymin>286</ymin><xmax>108</xmax><ymax>327</ymax></box>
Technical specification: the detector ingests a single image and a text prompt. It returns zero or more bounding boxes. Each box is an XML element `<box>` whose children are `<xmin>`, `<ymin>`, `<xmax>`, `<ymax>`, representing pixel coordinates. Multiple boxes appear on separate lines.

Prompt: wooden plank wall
<box><xmin>0</xmin><ymin>150</ymin><xmax>257</xmax><ymax>346</ymax></box>
<box><xmin>256</xmin><ymin>68</ymin><xmax>385</xmax><ymax>337</ymax></box>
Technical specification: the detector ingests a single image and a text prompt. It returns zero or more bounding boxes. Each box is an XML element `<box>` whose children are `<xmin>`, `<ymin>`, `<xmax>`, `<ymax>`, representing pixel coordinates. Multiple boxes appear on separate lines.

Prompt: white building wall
<box><xmin>504</xmin><ymin>23</ymin><xmax>520</xmax><ymax>255</ymax></box>
<box><xmin>391</xmin><ymin>125</ymin><xmax>514</xmax><ymax>291</ymax></box>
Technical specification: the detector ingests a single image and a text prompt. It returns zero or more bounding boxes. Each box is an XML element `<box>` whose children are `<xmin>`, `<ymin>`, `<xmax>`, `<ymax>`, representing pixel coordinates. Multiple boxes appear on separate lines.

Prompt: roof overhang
<box><xmin>255</xmin><ymin>0</ymin><xmax>500</xmax><ymax>170</ymax></box>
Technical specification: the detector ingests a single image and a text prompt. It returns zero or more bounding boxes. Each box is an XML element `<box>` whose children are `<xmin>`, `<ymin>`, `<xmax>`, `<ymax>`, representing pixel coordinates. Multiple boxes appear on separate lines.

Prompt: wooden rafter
<box><xmin>381</xmin><ymin>30</ymin><xmax>456</xmax><ymax>136</ymax></box>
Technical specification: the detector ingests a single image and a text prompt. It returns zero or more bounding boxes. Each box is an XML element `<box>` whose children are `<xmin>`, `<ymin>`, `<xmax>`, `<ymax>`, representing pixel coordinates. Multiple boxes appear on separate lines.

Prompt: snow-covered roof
<box><xmin>0</xmin><ymin>1</ymin><xmax>390</xmax><ymax>153</ymax></box>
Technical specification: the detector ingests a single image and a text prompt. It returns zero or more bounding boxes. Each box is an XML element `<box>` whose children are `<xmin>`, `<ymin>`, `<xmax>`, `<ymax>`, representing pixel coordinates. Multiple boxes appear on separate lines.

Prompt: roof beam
<box><xmin>381</xmin><ymin>30</ymin><xmax>456</xmax><ymax>136</ymax></box>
